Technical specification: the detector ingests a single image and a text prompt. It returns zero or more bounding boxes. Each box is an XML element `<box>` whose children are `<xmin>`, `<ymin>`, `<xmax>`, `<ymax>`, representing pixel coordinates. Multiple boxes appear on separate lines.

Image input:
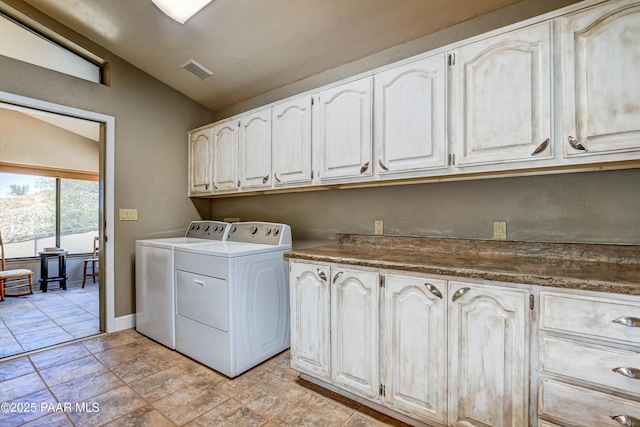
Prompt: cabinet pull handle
<box><xmin>274</xmin><ymin>174</ymin><xmax>281</xmax><ymax>183</ymax></box>
<box><xmin>317</xmin><ymin>269</ymin><xmax>327</xmax><ymax>281</ymax></box>
<box><xmin>568</xmin><ymin>136</ymin><xmax>587</xmax><ymax>152</ymax></box>
<box><xmin>205</xmin><ymin>183</ymin><xmax>210</xmax><ymax>190</ymax></box>
<box><xmin>613</xmin><ymin>317</ymin><xmax>640</xmax><ymax>328</ymax></box>
<box><xmin>451</xmin><ymin>287</ymin><xmax>470</xmax><ymax>302</ymax></box>
<box><xmin>212</xmin><ymin>183</ymin><xmax>218</xmax><ymax>190</ymax></box>
<box><xmin>378</xmin><ymin>159</ymin><xmax>389</xmax><ymax>172</ymax></box>
<box><xmin>262</xmin><ymin>175</ymin><xmax>269</xmax><ymax>184</ymax></box>
<box><xmin>425</xmin><ymin>283</ymin><xmax>443</xmax><ymax>299</ymax></box>
<box><xmin>612</xmin><ymin>367</ymin><xmax>640</xmax><ymax>380</ymax></box>
<box><xmin>610</xmin><ymin>415</ymin><xmax>640</xmax><ymax>426</ymax></box>
<box><xmin>360</xmin><ymin>162</ymin><xmax>370</xmax><ymax>174</ymax></box>
<box><xmin>531</xmin><ymin>138</ymin><xmax>550</xmax><ymax>156</ymax></box>
<box><xmin>333</xmin><ymin>271</ymin><xmax>343</xmax><ymax>284</ymax></box>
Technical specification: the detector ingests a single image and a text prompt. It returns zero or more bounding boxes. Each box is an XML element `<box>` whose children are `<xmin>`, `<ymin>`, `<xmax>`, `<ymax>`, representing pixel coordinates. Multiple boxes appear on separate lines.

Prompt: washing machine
<box><xmin>135</xmin><ymin>220</ymin><xmax>230</xmax><ymax>349</ymax></box>
<box><xmin>174</xmin><ymin>222</ymin><xmax>292</xmax><ymax>377</ymax></box>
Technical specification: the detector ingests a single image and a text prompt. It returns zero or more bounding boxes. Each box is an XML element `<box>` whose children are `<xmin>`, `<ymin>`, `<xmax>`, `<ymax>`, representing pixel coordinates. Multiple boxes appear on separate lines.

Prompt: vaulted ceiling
<box><xmin>20</xmin><ymin>0</ymin><xmax>521</xmax><ymax>112</ymax></box>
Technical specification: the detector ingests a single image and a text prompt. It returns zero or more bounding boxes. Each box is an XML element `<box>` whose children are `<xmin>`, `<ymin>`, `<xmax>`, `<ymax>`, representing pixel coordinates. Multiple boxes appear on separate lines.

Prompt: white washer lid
<box><xmin>174</xmin><ymin>241</ymin><xmax>291</xmax><ymax>257</ymax></box>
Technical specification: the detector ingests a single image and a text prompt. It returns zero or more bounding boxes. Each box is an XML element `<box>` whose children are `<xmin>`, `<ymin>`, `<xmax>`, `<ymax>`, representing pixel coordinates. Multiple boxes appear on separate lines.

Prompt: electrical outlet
<box><xmin>374</xmin><ymin>220</ymin><xmax>384</xmax><ymax>235</ymax></box>
<box><xmin>493</xmin><ymin>221</ymin><xmax>507</xmax><ymax>240</ymax></box>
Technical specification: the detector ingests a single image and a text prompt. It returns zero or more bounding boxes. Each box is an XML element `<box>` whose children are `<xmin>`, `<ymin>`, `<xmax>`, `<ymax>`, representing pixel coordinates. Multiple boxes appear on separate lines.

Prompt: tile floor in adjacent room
<box><xmin>0</xmin><ymin>329</ymin><xmax>412</xmax><ymax>427</ymax></box>
<box><xmin>0</xmin><ymin>281</ymin><xmax>100</xmax><ymax>359</ymax></box>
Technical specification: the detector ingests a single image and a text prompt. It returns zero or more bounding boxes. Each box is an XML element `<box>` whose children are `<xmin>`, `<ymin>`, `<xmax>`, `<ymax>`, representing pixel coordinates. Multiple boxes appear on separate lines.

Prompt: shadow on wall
<box><xmin>210</xmin><ymin>169</ymin><xmax>640</xmax><ymax>245</ymax></box>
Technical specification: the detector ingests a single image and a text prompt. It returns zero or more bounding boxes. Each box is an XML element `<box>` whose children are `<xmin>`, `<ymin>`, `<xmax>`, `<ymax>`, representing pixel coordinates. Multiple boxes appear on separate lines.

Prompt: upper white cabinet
<box><xmin>383</xmin><ymin>274</ymin><xmax>447</xmax><ymax>425</ymax></box>
<box><xmin>448</xmin><ymin>281</ymin><xmax>529</xmax><ymax>427</ymax></box>
<box><xmin>313</xmin><ymin>77</ymin><xmax>373</xmax><ymax>183</ymax></box>
<box><xmin>272</xmin><ymin>96</ymin><xmax>313</xmax><ymax>187</ymax></box>
<box><xmin>374</xmin><ymin>55</ymin><xmax>448</xmax><ymax>178</ymax></box>
<box><xmin>211</xmin><ymin>120</ymin><xmax>239</xmax><ymax>193</ymax></box>
<box><xmin>560</xmin><ymin>0</ymin><xmax>640</xmax><ymax>160</ymax></box>
<box><xmin>188</xmin><ymin>126</ymin><xmax>214</xmax><ymax>196</ymax></box>
<box><xmin>450</xmin><ymin>22</ymin><xmax>553</xmax><ymax>169</ymax></box>
<box><xmin>239</xmin><ymin>109</ymin><xmax>272</xmax><ymax>190</ymax></box>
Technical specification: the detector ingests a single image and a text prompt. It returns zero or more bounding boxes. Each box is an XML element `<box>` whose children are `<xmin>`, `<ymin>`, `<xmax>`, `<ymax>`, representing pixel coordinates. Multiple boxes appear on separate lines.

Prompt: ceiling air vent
<box><xmin>182</xmin><ymin>59</ymin><xmax>213</xmax><ymax>80</ymax></box>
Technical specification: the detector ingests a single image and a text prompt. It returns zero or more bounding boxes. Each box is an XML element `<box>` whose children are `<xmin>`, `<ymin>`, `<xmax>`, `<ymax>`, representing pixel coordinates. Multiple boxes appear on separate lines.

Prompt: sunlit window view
<box><xmin>0</xmin><ymin>172</ymin><xmax>98</xmax><ymax>258</ymax></box>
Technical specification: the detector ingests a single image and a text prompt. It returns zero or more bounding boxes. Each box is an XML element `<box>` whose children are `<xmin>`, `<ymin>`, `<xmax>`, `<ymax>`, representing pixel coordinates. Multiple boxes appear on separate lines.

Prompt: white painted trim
<box><xmin>114</xmin><ymin>313</ymin><xmax>136</xmax><ymax>332</ymax></box>
<box><xmin>0</xmin><ymin>90</ymin><xmax>116</xmax><ymax>333</ymax></box>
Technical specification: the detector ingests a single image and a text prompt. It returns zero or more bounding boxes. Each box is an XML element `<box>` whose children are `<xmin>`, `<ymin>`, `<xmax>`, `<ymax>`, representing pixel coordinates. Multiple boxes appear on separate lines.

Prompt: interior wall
<box><xmin>0</xmin><ymin>0</ymin><xmax>214</xmax><ymax>317</ymax></box>
<box><xmin>212</xmin><ymin>169</ymin><xmax>640</xmax><ymax>247</ymax></box>
<box><xmin>0</xmin><ymin>109</ymin><xmax>98</xmax><ymax>172</ymax></box>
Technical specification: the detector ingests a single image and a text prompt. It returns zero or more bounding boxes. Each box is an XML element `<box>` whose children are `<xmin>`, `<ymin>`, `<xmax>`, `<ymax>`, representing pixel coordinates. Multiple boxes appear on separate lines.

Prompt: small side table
<box><xmin>38</xmin><ymin>250</ymin><xmax>68</xmax><ymax>292</ymax></box>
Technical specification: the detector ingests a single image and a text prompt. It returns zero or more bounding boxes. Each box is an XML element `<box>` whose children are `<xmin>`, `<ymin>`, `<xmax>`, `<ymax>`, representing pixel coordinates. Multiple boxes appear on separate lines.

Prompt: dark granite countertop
<box><xmin>284</xmin><ymin>234</ymin><xmax>640</xmax><ymax>295</ymax></box>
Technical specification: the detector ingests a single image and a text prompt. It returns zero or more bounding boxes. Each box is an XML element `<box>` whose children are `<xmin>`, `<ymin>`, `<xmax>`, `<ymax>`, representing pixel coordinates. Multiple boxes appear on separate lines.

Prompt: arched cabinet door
<box><xmin>383</xmin><ymin>274</ymin><xmax>447</xmax><ymax>425</ymax></box>
<box><xmin>448</xmin><ymin>281</ymin><xmax>530</xmax><ymax>427</ymax></box>
<box><xmin>188</xmin><ymin>126</ymin><xmax>213</xmax><ymax>196</ymax></box>
<box><xmin>561</xmin><ymin>0</ymin><xmax>640</xmax><ymax>160</ymax></box>
<box><xmin>212</xmin><ymin>119</ymin><xmax>239</xmax><ymax>192</ymax></box>
<box><xmin>240</xmin><ymin>109</ymin><xmax>272</xmax><ymax>190</ymax></box>
<box><xmin>272</xmin><ymin>96</ymin><xmax>312</xmax><ymax>187</ymax></box>
<box><xmin>450</xmin><ymin>21</ymin><xmax>553</xmax><ymax>169</ymax></box>
<box><xmin>331</xmin><ymin>267</ymin><xmax>380</xmax><ymax>400</ymax></box>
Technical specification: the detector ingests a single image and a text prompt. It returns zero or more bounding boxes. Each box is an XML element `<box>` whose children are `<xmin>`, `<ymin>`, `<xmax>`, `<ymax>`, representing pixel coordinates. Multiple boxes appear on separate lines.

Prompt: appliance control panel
<box><xmin>185</xmin><ymin>221</ymin><xmax>230</xmax><ymax>240</ymax></box>
<box><xmin>227</xmin><ymin>222</ymin><xmax>291</xmax><ymax>246</ymax></box>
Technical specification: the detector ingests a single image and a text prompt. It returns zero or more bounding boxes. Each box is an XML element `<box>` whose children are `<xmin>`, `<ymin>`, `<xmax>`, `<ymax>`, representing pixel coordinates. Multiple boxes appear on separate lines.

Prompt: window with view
<box><xmin>0</xmin><ymin>172</ymin><xmax>99</xmax><ymax>258</ymax></box>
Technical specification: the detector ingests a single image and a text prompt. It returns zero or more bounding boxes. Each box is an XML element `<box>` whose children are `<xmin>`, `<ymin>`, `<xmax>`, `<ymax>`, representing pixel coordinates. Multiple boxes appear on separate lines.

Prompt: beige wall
<box><xmin>0</xmin><ymin>109</ymin><xmax>98</xmax><ymax>172</ymax></box>
<box><xmin>0</xmin><ymin>0</ymin><xmax>213</xmax><ymax>317</ymax></box>
<box><xmin>210</xmin><ymin>0</ymin><xmax>640</xmax><ymax>247</ymax></box>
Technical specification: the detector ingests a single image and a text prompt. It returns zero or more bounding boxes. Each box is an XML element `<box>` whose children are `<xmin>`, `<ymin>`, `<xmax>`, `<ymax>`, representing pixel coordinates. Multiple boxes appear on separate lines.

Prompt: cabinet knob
<box><xmin>205</xmin><ymin>183</ymin><xmax>210</xmax><ymax>190</ymax></box>
<box><xmin>425</xmin><ymin>283</ymin><xmax>443</xmax><ymax>299</ymax></box>
<box><xmin>568</xmin><ymin>135</ymin><xmax>588</xmax><ymax>152</ymax></box>
<box><xmin>531</xmin><ymin>138</ymin><xmax>550</xmax><ymax>156</ymax></box>
<box><xmin>317</xmin><ymin>269</ymin><xmax>327</xmax><ymax>281</ymax></box>
<box><xmin>612</xmin><ymin>317</ymin><xmax>640</xmax><ymax>328</ymax></box>
<box><xmin>610</xmin><ymin>415</ymin><xmax>640</xmax><ymax>427</ymax></box>
<box><xmin>612</xmin><ymin>367</ymin><xmax>640</xmax><ymax>380</ymax></box>
<box><xmin>262</xmin><ymin>175</ymin><xmax>269</xmax><ymax>184</ymax></box>
<box><xmin>378</xmin><ymin>159</ymin><xmax>389</xmax><ymax>172</ymax></box>
<box><xmin>360</xmin><ymin>162</ymin><xmax>370</xmax><ymax>174</ymax></box>
<box><xmin>451</xmin><ymin>287</ymin><xmax>470</xmax><ymax>302</ymax></box>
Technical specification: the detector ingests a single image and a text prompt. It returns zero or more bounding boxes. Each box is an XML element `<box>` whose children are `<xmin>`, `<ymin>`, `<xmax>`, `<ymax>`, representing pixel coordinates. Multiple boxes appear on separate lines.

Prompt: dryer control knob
<box><xmin>266</xmin><ymin>228</ymin><xmax>272</xmax><ymax>235</ymax></box>
<box><xmin>273</xmin><ymin>228</ymin><xmax>280</xmax><ymax>236</ymax></box>
<box><xmin>250</xmin><ymin>226</ymin><xmax>258</xmax><ymax>235</ymax></box>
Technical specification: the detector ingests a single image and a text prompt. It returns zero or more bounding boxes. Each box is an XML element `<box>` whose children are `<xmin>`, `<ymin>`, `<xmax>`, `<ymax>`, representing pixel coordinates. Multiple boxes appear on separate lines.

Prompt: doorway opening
<box><xmin>0</xmin><ymin>91</ymin><xmax>115</xmax><ymax>358</ymax></box>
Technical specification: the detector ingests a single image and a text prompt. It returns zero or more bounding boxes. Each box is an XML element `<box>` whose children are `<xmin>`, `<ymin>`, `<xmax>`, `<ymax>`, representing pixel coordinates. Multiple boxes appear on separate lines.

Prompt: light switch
<box><xmin>119</xmin><ymin>209</ymin><xmax>138</xmax><ymax>221</ymax></box>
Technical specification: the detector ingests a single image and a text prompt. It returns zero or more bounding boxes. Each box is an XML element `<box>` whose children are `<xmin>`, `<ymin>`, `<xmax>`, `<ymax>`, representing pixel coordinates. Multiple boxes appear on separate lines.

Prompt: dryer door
<box><xmin>176</xmin><ymin>270</ymin><xmax>228</xmax><ymax>332</ymax></box>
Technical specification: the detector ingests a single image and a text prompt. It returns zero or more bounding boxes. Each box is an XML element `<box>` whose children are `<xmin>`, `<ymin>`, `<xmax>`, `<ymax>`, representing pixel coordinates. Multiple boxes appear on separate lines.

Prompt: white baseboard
<box><xmin>113</xmin><ymin>313</ymin><xmax>136</xmax><ymax>332</ymax></box>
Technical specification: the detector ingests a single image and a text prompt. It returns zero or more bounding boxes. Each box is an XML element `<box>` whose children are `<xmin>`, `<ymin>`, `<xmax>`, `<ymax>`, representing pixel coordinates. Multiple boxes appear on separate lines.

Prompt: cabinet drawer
<box><xmin>539</xmin><ymin>379</ymin><xmax>640</xmax><ymax>427</ymax></box>
<box><xmin>540</xmin><ymin>292</ymin><xmax>640</xmax><ymax>345</ymax></box>
<box><xmin>540</xmin><ymin>335</ymin><xmax>640</xmax><ymax>398</ymax></box>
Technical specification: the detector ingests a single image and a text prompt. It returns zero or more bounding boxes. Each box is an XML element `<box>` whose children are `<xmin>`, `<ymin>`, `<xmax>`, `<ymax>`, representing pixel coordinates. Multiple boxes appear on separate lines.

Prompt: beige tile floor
<box><xmin>0</xmin><ymin>329</ymin><xmax>412</xmax><ymax>427</ymax></box>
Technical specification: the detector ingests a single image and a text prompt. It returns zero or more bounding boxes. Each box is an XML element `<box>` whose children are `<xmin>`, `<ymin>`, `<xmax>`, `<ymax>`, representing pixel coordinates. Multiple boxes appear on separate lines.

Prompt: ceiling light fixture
<box><xmin>151</xmin><ymin>0</ymin><xmax>212</xmax><ymax>24</ymax></box>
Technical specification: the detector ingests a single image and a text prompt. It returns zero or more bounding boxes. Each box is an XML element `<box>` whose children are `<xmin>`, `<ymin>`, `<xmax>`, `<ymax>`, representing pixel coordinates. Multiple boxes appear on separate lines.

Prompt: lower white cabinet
<box><xmin>331</xmin><ymin>266</ymin><xmax>379</xmax><ymax>400</ymax></box>
<box><xmin>289</xmin><ymin>262</ymin><xmax>331</xmax><ymax>379</ymax></box>
<box><xmin>289</xmin><ymin>260</ymin><xmax>531</xmax><ymax>426</ymax></box>
<box><xmin>448</xmin><ymin>281</ymin><xmax>530</xmax><ymax>427</ymax></box>
<box><xmin>538</xmin><ymin>290</ymin><xmax>640</xmax><ymax>427</ymax></box>
<box><xmin>384</xmin><ymin>274</ymin><xmax>447</xmax><ymax>424</ymax></box>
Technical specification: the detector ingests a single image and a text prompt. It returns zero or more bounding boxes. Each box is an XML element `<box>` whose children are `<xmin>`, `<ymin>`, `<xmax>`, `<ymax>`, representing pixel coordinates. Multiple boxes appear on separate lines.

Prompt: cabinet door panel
<box><xmin>384</xmin><ymin>274</ymin><xmax>447</xmax><ymax>424</ymax></box>
<box><xmin>314</xmin><ymin>78</ymin><xmax>372</xmax><ymax>182</ymax></box>
<box><xmin>289</xmin><ymin>262</ymin><xmax>330</xmax><ymax>379</ymax></box>
<box><xmin>240</xmin><ymin>109</ymin><xmax>272</xmax><ymax>189</ymax></box>
<box><xmin>562</xmin><ymin>0</ymin><xmax>640</xmax><ymax>158</ymax></box>
<box><xmin>188</xmin><ymin>127</ymin><xmax>213</xmax><ymax>195</ymax></box>
<box><xmin>374</xmin><ymin>55</ymin><xmax>447</xmax><ymax>177</ymax></box>
<box><xmin>212</xmin><ymin>121</ymin><xmax>239</xmax><ymax>192</ymax></box>
<box><xmin>331</xmin><ymin>267</ymin><xmax>379</xmax><ymax>400</ymax></box>
<box><xmin>448</xmin><ymin>281</ymin><xmax>529</xmax><ymax>427</ymax></box>
<box><xmin>272</xmin><ymin>97</ymin><xmax>312</xmax><ymax>186</ymax></box>
<box><xmin>452</xmin><ymin>22</ymin><xmax>553</xmax><ymax>168</ymax></box>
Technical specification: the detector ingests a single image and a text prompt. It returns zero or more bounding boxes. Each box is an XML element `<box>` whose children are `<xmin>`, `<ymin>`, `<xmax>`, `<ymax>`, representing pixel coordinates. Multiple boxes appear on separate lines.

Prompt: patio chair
<box><xmin>0</xmin><ymin>231</ymin><xmax>34</xmax><ymax>301</ymax></box>
<box><xmin>82</xmin><ymin>236</ymin><xmax>99</xmax><ymax>288</ymax></box>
